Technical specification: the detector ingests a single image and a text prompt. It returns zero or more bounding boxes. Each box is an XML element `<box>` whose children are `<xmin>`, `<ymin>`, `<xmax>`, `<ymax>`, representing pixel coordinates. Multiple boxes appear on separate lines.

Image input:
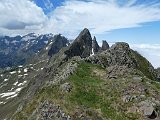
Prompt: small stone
<box><xmin>60</xmin><ymin>83</ymin><xmax>72</xmax><ymax>92</ymax></box>
<box><xmin>133</xmin><ymin>76</ymin><xmax>142</xmax><ymax>81</ymax></box>
<box><xmin>122</xmin><ymin>95</ymin><xmax>132</xmax><ymax>103</ymax></box>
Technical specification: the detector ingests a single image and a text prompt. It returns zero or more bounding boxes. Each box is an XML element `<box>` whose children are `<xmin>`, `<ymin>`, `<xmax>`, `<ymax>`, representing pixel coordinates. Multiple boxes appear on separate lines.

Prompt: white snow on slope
<box><xmin>10</xmin><ymin>71</ymin><xmax>16</xmax><ymax>74</ymax></box>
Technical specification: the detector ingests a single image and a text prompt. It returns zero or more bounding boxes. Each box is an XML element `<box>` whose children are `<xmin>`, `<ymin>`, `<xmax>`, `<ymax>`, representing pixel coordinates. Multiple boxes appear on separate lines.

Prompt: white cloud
<box><xmin>1</xmin><ymin>0</ymin><xmax>160</xmax><ymax>37</ymax></box>
<box><xmin>0</xmin><ymin>0</ymin><xmax>47</xmax><ymax>36</ymax></box>
<box><xmin>130</xmin><ymin>44</ymin><xmax>160</xmax><ymax>68</ymax></box>
<box><xmin>40</xmin><ymin>0</ymin><xmax>160</xmax><ymax>38</ymax></box>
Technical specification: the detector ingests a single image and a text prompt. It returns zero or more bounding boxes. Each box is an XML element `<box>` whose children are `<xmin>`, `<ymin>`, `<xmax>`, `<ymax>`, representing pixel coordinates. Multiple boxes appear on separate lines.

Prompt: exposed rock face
<box><xmin>101</xmin><ymin>40</ymin><xmax>109</xmax><ymax>51</ymax></box>
<box><xmin>60</xmin><ymin>82</ymin><xmax>72</xmax><ymax>92</ymax></box>
<box><xmin>48</xmin><ymin>34</ymin><xmax>69</xmax><ymax>57</ymax></box>
<box><xmin>86</xmin><ymin>42</ymin><xmax>157</xmax><ymax>80</ymax></box>
<box><xmin>92</xmin><ymin>36</ymin><xmax>100</xmax><ymax>54</ymax></box>
<box><xmin>106</xmin><ymin>65</ymin><xmax>135</xmax><ymax>79</ymax></box>
<box><xmin>138</xmin><ymin>100</ymin><xmax>157</xmax><ymax>119</ymax></box>
<box><xmin>64</xmin><ymin>28</ymin><xmax>92</xmax><ymax>59</ymax></box>
<box><xmin>86</xmin><ymin>42</ymin><xmax>137</xmax><ymax>68</ymax></box>
<box><xmin>29</xmin><ymin>100</ymin><xmax>71</xmax><ymax>120</ymax></box>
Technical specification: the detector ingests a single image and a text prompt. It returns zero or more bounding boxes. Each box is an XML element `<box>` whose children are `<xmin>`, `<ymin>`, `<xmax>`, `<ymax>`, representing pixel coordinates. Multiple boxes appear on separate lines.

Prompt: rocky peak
<box><xmin>86</xmin><ymin>42</ymin><xmax>136</xmax><ymax>68</ymax></box>
<box><xmin>48</xmin><ymin>34</ymin><xmax>68</xmax><ymax>57</ymax></box>
<box><xmin>104</xmin><ymin>42</ymin><xmax>136</xmax><ymax>67</ymax></box>
<box><xmin>64</xmin><ymin>28</ymin><xmax>92</xmax><ymax>59</ymax></box>
<box><xmin>101</xmin><ymin>40</ymin><xmax>109</xmax><ymax>51</ymax></box>
<box><xmin>92</xmin><ymin>36</ymin><xmax>100</xmax><ymax>54</ymax></box>
<box><xmin>111</xmin><ymin>42</ymin><xmax>129</xmax><ymax>51</ymax></box>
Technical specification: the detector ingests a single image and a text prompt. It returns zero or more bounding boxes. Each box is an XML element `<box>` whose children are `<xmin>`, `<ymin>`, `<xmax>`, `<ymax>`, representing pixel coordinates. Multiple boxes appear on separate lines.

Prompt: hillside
<box><xmin>0</xmin><ymin>28</ymin><xmax>160</xmax><ymax>120</ymax></box>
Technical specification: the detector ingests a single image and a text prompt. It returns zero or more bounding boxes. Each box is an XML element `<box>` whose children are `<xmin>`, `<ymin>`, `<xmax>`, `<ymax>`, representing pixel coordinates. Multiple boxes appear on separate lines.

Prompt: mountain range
<box><xmin>0</xmin><ymin>33</ymin><xmax>55</xmax><ymax>68</ymax></box>
<box><xmin>0</xmin><ymin>28</ymin><xmax>160</xmax><ymax>120</ymax></box>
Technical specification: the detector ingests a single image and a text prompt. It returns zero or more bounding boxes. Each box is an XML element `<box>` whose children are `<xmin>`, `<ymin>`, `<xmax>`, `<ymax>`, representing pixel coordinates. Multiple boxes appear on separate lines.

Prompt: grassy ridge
<box><xmin>14</xmin><ymin>62</ymin><xmax>140</xmax><ymax>120</ymax></box>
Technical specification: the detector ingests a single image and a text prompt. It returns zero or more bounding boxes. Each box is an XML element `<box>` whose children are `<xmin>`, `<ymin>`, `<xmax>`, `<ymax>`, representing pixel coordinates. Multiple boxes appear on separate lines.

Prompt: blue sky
<box><xmin>96</xmin><ymin>21</ymin><xmax>160</xmax><ymax>44</ymax></box>
<box><xmin>0</xmin><ymin>0</ymin><xmax>160</xmax><ymax>67</ymax></box>
<box><xmin>33</xmin><ymin>0</ymin><xmax>160</xmax><ymax>44</ymax></box>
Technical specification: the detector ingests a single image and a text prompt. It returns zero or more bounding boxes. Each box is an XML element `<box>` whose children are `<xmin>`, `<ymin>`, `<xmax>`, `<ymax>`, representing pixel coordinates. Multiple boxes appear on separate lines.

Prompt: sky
<box><xmin>0</xmin><ymin>0</ymin><xmax>160</xmax><ymax>68</ymax></box>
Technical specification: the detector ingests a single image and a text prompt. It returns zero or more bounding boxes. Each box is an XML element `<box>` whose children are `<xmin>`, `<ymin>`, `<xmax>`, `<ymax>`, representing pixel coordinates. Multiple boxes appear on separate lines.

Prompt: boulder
<box><xmin>138</xmin><ymin>100</ymin><xmax>157</xmax><ymax>119</ymax></box>
<box><xmin>60</xmin><ymin>83</ymin><xmax>72</xmax><ymax>92</ymax></box>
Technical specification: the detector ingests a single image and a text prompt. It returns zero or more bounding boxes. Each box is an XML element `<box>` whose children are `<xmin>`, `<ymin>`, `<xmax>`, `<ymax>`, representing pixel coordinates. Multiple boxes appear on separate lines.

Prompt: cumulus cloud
<box><xmin>130</xmin><ymin>44</ymin><xmax>160</xmax><ymax>68</ymax></box>
<box><xmin>41</xmin><ymin>0</ymin><xmax>160</xmax><ymax>37</ymax></box>
<box><xmin>0</xmin><ymin>0</ymin><xmax>47</xmax><ymax>36</ymax></box>
<box><xmin>1</xmin><ymin>0</ymin><xmax>160</xmax><ymax>36</ymax></box>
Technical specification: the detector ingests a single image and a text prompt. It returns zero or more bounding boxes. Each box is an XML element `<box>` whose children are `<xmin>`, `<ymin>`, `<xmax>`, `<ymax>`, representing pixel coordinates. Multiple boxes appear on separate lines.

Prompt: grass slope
<box><xmin>14</xmin><ymin>62</ymin><xmax>160</xmax><ymax>120</ymax></box>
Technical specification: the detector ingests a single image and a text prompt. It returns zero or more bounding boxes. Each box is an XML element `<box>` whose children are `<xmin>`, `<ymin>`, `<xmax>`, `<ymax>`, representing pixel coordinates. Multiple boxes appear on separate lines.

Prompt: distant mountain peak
<box><xmin>48</xmin><ymin>34</ymin><xmax>69</xmax><ymax>57</ymax></box>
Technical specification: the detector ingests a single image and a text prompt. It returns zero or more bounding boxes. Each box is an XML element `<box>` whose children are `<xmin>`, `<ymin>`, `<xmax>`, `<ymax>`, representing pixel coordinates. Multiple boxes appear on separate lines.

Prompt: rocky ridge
<box><xmin>0</xmin><ymin>28</ymin><xmax>159</xmax><ymax>120</ymax></box>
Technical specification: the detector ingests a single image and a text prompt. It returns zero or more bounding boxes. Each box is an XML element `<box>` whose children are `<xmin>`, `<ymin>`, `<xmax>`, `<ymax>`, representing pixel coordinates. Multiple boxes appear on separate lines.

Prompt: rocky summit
<box><xmin>64</xmin><ymin>28</ymin><xmax>92</xmax><ymax>59</ymax></box>
<box><xmin>0</xmin><ymin>28</ymin><xmax>160</xmax><ymax>120</ymax></box>
<box><xmin>101</xmin><ymin>40</ymin><xmax>109</xmax><ymax>51</ymax></box>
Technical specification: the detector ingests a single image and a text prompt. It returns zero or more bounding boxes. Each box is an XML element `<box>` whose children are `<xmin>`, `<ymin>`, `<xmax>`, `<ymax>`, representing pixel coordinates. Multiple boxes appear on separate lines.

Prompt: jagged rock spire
<box><xmin>92</xmin><ymin>36</ymin><xmax>100</xmax><ymax>54</ymax></box>
<box><xmin>101</xmin><ymin>40</ymin><xmax>109</xmax><ymax>51</ymax></box>
<box><xmin>64</xmin><ymin>28</ymin><xmax>92</xmax><ymax>58</ymax></box>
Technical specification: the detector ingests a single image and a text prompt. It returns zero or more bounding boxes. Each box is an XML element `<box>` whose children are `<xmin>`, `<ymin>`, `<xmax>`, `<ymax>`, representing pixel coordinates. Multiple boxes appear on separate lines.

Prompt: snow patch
<box><xmin>90</xmin><ymin>48</ymin><xmax>95</xmax><ymax>56</ymax></box>
<box><xmin>41</xmin><ymin>67</ymin><xmax>44</xmax><ymax>70</ymax></box>
<box><xmin>24</xmin><ymin>68</ymin><xmax>28</xmax><ymax>73</ymax></box>
<box><xmin>46</xmin><ymin>46</ymin><xmax>49</xmax><ymax>50</ymax></box>
<box><xmin>18</xmin><ymin>70</ymin><xmax>21</xmax><ymax>73</ymax></box>
<box><xmin>17</xmin><ymin>81</ymin><xmax>27</xmax><ymax>86</ymax></box>
<box><xmin>6</xmin><ymin>94</ymin><xmax>18</xmax><ymax>100</ymax></box>
<box><xmin>13</xmin><ymin>81</ymin><xmax>18</xmax><ymax>86</ymax></box>
<box><xmin>0</xmin><ymin>87</ymin><xmax>23</xmax><ymax>98</ymax></box>
<box><xmin>10</xmin><ymin>71</ymin><xmax>16</xmax><ymax>74</ymax></box>
<box><xmin>18</xmin><ymin>65</ymin><xmax>23</xmax><ymax>68</ymax></box>
<box><xmin>4</xmin><ymin>79</ymin><xmax>8</xmax><ymax>82</ymax></box>
<box><xmin>66</xmin><ymin>43</ymin><xmax>69</xmax><ymax>46</ymax></box>
<box><xmin>0</xmin><ymin>101</ymin><xmax>6</xmax><ymax>104</ymax></box>
<box><xmin>44</xmin><ymin>41</ymin><xmax>48</xmax><ymax>44</ymax></box>
<box><xmin>24</xmin><ymin>74</ymin><xmax>28</xmax><ymax>76</ymax></box>
<box><xmin>0</xmin><ymin>91</ymin><xmax>16</xmax><ymax>98</ymax></box>
<box><xmin>49</xmin><ymin>42</ymin><xmax>53</xmax><ymax>45</ymax></box>
<box><xmin>18</xmin><ymin>75</ymin><xmax>23</xmax><ymax>77</ymax></box>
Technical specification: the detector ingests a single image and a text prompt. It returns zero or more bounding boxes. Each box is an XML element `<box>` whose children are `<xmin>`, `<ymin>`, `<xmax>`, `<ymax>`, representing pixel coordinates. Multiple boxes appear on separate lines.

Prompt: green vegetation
<box><xmin>132</xmin><ymin>50</ymin><xmax>156</xmax><ymax>80</ymax></box>
<box><xmin>14</xmin><ymin>62</ymin><xmax>140</xmax><ymax>120</ymax></box>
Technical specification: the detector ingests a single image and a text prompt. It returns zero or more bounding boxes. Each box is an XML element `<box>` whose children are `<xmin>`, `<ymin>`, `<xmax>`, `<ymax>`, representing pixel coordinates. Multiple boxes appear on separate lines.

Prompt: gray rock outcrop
<box><xmin>60</xmin><ymin>83</ymin><xmax>72</xmax><ymax>92</ymax></box>
<box><xmin>138</xmin><ymin>100</ymin><xmax>157</xmax><ymax>119</ymax></box>
<box><xmin>92</xmin><ymin>36</ymin><xmax>100</xmax><ymax>54</ymax></box>
<box><xmin>101</xmin><ymin>40</ymin><xmax>109</xmax><ymax>51</ymax></box>
<box><xmin>86</xmin><ymin>42</ymin><xmax>137</xmax><ymax>68</ymax></box>
<box><xmin>64</xmin><ymin>28</ymin><xmax>92</xmax><ymax>59</ymax></box>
